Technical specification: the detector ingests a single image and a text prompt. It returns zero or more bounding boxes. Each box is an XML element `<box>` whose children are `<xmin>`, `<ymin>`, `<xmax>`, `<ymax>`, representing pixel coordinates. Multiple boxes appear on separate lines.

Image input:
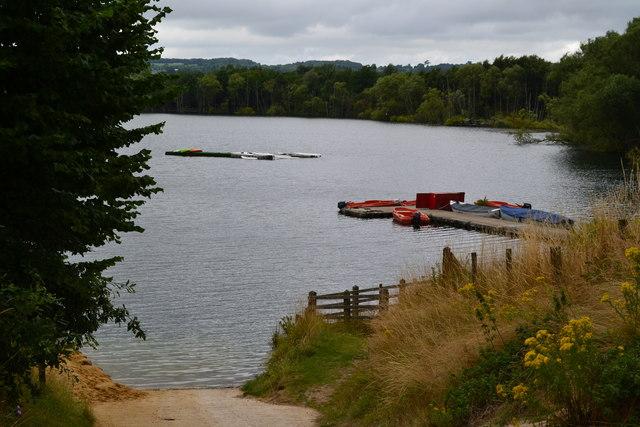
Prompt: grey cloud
<box><xmin>156</xmin><ymin>0</ymin><xmax>639</xmax><ymax>64</ymax></box>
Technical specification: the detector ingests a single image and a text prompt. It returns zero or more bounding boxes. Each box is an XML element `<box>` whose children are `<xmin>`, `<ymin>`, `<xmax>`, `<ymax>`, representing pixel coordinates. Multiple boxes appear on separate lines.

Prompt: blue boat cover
<box><xmin>500</xmin><ymin>206</ymin><xmax>573</xmax><ymax>225</ymax></box>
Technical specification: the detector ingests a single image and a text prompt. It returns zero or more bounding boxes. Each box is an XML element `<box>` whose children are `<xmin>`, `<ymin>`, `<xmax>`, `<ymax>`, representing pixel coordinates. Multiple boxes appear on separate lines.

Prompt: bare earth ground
<box><xmin>55</xmin><ymin>354</ymin><xmax>319</xmax><ymax>426</ymax></box>
<box><xmin>92</xmin><ymin>388</ymin><xmax>318</xmax><ymax>427</ymax></box>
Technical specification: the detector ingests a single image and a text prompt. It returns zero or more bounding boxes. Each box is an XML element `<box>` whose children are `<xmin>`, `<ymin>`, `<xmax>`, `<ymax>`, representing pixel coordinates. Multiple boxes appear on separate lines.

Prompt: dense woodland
<box><xmin>154</xmin><ymin>17</ymin><xmax>640</xmax><ymax>152</ymax></box>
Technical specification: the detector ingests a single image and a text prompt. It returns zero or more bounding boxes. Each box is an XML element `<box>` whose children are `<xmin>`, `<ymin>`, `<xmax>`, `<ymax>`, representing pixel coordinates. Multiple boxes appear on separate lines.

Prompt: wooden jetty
<box><xmin>339</xmin><ymin>205</ymin><xmax>531</xmax><ymax>236</ymax></box>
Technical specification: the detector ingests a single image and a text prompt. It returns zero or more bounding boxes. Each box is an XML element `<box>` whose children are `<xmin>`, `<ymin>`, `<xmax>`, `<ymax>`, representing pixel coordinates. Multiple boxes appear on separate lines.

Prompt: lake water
<box><xmin>86</xmin><ymin>114</ymin><xmax>622</xmax><ymax>388</ymax></box>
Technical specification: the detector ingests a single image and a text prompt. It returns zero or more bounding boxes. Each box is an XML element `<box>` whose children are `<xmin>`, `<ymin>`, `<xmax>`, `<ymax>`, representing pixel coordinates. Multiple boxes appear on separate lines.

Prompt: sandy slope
<box><xmin>92</xmin><ymin>388</ymin><xmax>319</xmax><ymax>427</ymax></box>
<box><xmin>55</xmin><ymin>354</ymin><xmax>318</xmax><ymax>426</ymax></box>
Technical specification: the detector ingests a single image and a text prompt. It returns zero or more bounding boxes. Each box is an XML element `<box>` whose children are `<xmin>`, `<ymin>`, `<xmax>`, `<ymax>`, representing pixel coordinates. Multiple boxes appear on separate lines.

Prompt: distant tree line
<box><xmin>153</xmin><ymin>17</ymin><xmax>640</xmax><ymax>152</ymax></box>
<box><xmin>154</xmin><ymin>56</ymin><xmax>554</xmax><ymax>127</ymax></box>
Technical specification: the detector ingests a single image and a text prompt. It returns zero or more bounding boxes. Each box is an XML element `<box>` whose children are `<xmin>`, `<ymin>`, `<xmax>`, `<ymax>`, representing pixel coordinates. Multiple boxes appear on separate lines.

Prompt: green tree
<box><xmin>0</xmin><ymin>0</ymin><xmax>171</xmax><ymax>395</ymax></box>
<box><xmin>552</xmin><ymin>18</ymin><xmax>640</xmax><ymax>151</ymax></box>
<box><xmin>198</xmin><ymin>73</ymin><xmax>222</xmax><ymax>113</ymax></box>
<box><xmin>415</xmin><ymin>89</ymin><xmax>447</xmax><ymax>124</ymax></box>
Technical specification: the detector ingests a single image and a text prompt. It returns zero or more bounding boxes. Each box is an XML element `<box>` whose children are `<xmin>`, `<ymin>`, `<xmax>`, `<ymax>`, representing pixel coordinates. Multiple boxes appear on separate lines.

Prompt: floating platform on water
<box><xmin>165</xmin><ymin>150</ymin><xmax>322</xmax><ymax>160</ymax></box>
<box><xmin>165</xmin><ymin>151</ymin><xmax>275</xmax><ymax>160</ymax></box>
<box><xmin>339</xmin><ymin>205</ymin><xmax>535</xmax><ymax>237</ymax></box>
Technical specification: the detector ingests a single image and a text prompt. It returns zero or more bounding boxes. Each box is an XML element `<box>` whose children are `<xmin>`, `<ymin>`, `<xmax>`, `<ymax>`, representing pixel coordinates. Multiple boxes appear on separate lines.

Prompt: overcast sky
<box><xmin>156</xmin><ymin>0</ymin><xmax>639</xmax><ymax>65</ymax></box>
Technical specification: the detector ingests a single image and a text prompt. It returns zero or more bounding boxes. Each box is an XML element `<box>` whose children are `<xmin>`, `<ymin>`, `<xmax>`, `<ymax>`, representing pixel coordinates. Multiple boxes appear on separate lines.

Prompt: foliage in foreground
<box><xmin>1</xmin><ymin>376</ymin><xmax>94</xmax><ymax>427</ymax></box>
<box><xmin>0</xmin><ymin>0</ymin><xmax>171</xmax><ymax>397</ymax></box>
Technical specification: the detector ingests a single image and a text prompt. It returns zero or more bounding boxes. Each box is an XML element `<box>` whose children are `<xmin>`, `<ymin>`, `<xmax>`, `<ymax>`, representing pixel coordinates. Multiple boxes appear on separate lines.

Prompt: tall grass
<box><xmin>1</xmin><ymin>376</ymin><xmax>94</xmax><ymax>427</ymax></box>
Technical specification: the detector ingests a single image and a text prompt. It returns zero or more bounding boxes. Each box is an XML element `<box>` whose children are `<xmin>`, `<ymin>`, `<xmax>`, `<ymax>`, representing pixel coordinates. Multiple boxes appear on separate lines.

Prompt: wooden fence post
<box><xmin>506</xmin><ymin>248</ymin><xmax>513</xmax><ymax>274</ymax></box>
<box><xmin>378</xmin><ymin>284</ymin><xmax>389</xmax><ymax>311</ymax></box>
<box><xmin>398</xmin><ymin>279</ymin><xmax>406</xmax><ymax>295</ymax></box>
<box><xmin>352</xmin><ymin>285</ymin><xmax>360</xmax><ymax>319</ymax></box>
<box><xmin>550</xmin><ymin>246</ymin><xmax>562</xmax><ymax>283</ymax></box>
<box><xmin>38</xmin><ymin>364</ymin><xmax>46</xmax><ymax>386</ymax></box>
<box><xmin>471</xmin><ymin>252</ymin><xmax>478</xmax><ymax>283</ymax></box>
<box><xmin>307</xmin><ymin>291</ymin><xmax>317</xmax><ymax>313</ymax></box>
<box><xmin>619</xmin><ymin>219</ymin><xmax>628</xmax><ymax>236</ymax></box>
<box><xmin>443</xmin><ymin>247</ymin><xmax>453</xmax><ymax>277</ymax></box>
<box><xmin>343</xmin><ymin>290</ymin><xmax>351</xmax><ymax>320</ymax></box>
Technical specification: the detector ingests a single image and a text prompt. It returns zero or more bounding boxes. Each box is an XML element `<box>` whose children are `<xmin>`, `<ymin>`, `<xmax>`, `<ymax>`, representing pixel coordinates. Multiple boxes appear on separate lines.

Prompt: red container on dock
<box><xmin>415</xmin><ymin>192</ymin><xmax>465</xmax><ymax>210</ymax></box>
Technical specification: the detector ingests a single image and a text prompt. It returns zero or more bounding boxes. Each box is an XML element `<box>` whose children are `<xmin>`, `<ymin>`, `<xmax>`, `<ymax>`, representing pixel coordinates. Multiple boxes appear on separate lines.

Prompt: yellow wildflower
<box><xmin>519</xmin><ymin>291</ymin><xmax>533</xmax><ymax>303</ymax></box>
<box><xmin>600</xmin><ymin>292</ymin><xmax>610</xmax><ymax>303</ymax></box>
<box><xmin>536</xmin><ymin>329</ymin><xmax>551</xmax><ymax>340</ymax></box>
<box><xmin>524</xmin><ymin>337</ymin><xmax>538</xmax><ymax>346</ymax></box>
<box><xmin>512</xmin><ymin>384</ymin><xmax>528</xmax><ymax>400</ymax></box>
<box><xmin>532</xmin><ymin>354</ymin><xmax>550</xmax><ymax>367</ymax></box>
<box><xmin>525</xmin><ymin>352</ymin><xmax>549</xmax><ymax>368</ymax></box>
<box><xmin>536</xmin><ymin>345</ymin><xmax>549</xmax><ymax>353</ymax></box>
<box><xmin>621</xmin><ymin>281</ymin><xmax>636</xmax><ymax>293</ymax></box>
<box><xmin>535</xmin><ymin>276</ymin><xmax>545</xmax><ymax>282</ymax></box>
<box><xmin>625</xmin><ymin>247</ymin><xmax>640</xmax><ymax>260</ymax></box>
<box><xmin>613</xmin><ymin>299</ymin><xmax>626</xmax><ymax>311</ymax></box>
<box><xmin>618</xmin><ymin>345</ymin><xmax>625</xmax><ymax>351</ymax></box>
<box><xmin>459</xmin><ymin>283</ymin><xmax>475</xmax><ymax>294</ymax></box>
<box><xmin>560</xmin><ymin>342</ymin><xmax>574</xmax><ymax>351</ymax></box>
<box><xmin>496</xmin><ymin>384</ymin><xmax>507</xmax><ymax>398</ymax></box>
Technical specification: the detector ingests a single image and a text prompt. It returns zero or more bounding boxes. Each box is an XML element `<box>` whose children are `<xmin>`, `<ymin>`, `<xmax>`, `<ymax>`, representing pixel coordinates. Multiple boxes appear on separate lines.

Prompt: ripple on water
<box><xmin>85</xmin><ymin>115</ymin><xmax>622</xmax><ymax>388</ymax></box>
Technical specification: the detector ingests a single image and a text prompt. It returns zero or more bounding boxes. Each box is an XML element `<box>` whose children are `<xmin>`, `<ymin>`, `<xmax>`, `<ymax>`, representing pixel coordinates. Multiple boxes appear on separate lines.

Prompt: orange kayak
<box><xmin>343</xmin><ymin>199</ymin><xmax>401</xmax><ymax>209</ymax></box>
<box><xmin>392</xmin><ymin>207</ymin><xmax>430</xmax><ymax>226</ymax></box>
<box><xmin>338</xmin><ymin>199</ymin><xmax>416</xmax><ymax>209</ymax></box>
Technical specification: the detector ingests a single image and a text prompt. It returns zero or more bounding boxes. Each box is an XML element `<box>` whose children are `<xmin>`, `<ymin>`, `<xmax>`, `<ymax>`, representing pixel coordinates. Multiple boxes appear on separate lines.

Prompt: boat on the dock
<box><xmin>338</xmin><ymin>199</ymin><xmax>415</xmax><ymax>209</ymax></box>
<box><xmin>392</xmin><ymin>207</ymin><xmax>429</xmax><ymax>226</ymax></box>
<box><xmin>450</xmin><ymin>202</ymin><xmax>500</xmax><ymax>218</ymax></box>
<box><xmin>477</xmin><ymin>200</ymin><xmax>522</xmax><ymax>208</ymax></box>
<box><xmin>338</xmin><ymin>199</ymin><xmax>401</xmax><ymax>209</ymax></box>
<box><xmin>500</xmin><ymin>206</ymin><xmax>573</xmax><ymax>225</ymax></box>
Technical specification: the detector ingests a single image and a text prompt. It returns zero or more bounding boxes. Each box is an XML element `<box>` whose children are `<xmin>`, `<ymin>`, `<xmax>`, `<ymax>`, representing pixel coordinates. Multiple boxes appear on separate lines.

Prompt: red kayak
<box><xmin>484</xmin><ymin>200</ymin><xmax>522</xmax><ymax>208</ymax></box>
<box><xmin>393</xmin><ymin>207</ymin><xmax>430</xmax><ymax>226</ymax></box>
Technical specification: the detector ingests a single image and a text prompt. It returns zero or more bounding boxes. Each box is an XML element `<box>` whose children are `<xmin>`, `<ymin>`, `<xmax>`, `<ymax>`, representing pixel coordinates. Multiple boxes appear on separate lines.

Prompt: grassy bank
<box><xmin>245</xmin><ymin>173</ymin><xmax>640</xmax><ymax>425</ymax></box>
<box><xmin>1</xmin><ymin>376</ymin><xmax>94</xmax><ymax>427</ymax></box>
<box><xmin>242</xmin><ymin>314</ymin><xmax>368</xmax><ymax>405</ymax></box>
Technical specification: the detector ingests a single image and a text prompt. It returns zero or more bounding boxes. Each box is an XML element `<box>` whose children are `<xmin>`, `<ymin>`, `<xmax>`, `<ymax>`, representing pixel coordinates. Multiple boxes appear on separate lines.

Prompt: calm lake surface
<box><xmin>87</xmin><ymin>114</ymin><xmax>622</xmax><ymax>388</ymax></box>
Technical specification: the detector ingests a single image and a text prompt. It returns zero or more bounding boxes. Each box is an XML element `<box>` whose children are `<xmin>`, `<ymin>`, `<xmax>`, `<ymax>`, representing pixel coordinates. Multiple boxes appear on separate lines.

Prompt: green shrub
<box><xmin>235</xmin><ymin>106</ymin><xmax>256</xmax><ymax>116</ymax></box>
<box><xmin>431</xmin><ymin>333</ymin><xmax>528</xmax><ymax>426</ymax></box>
<box><xmin>444</xmin><ymin>115</ymin><xmax>467</xmax><ymax>126</ymax></box>
<box><xmin>389</xmin><ymin>115</ymin><xmax>414</xmax><ymax>123</ymax></box>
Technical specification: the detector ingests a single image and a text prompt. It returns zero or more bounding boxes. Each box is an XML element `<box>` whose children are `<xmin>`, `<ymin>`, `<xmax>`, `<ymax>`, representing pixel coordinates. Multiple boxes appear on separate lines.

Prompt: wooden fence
<box><xmin>307</xmin><ymin>283</ymin><xmax>406</xmax><ymax>320</ymax></box>
<box><xmin>308</xmin><ymin>245</ymin><xmax>567</xmax><ymax>320</ymax></box>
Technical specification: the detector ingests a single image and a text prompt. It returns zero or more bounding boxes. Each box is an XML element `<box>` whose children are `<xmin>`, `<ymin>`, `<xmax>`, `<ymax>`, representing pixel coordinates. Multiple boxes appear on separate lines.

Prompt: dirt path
<box><xmin>92</xmin><ymin>388</ymin><xmax>319</xmax><ymax>427</ymax></box>
<box><xmin>54</xmin><ymin>354</ymin><xmax>318</xmax><ymax>426</ymax></box>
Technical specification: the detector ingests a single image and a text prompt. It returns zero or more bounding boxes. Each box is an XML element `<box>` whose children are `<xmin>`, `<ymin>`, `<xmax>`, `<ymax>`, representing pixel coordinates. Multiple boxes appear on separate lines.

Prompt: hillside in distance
<box><xmin>150</xmin><ymin>57</ymin><xmax>458</xmax><ymax>73</ymax></box>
